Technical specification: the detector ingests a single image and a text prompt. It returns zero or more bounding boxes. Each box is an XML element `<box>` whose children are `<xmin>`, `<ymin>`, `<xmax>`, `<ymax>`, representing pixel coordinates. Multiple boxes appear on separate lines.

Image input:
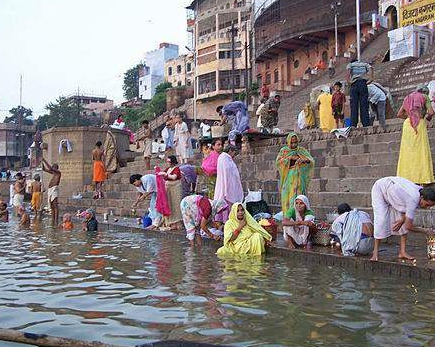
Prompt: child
<box><xmin>0</xmin><ymin>202</ymin><xmax>9</xmax><ymax>222</ymax></box>
<box><xmin>331</xmin><ymin>81</ymin><xmax>346</xmax><ymax>129</ymax></box>
<box><xmin>18</xmin><ymin>206</ymin><xmax>30</xmax><ymax>228</ymax></box>
<box><xmin>30</xmin><ymin>174</ymin><xmax>43</xmax><ymax>216</ymax></box>
<box><xmin>61</xmin><ymin>213</ymin><xmax>74</xmax><ymax>231</ymax></box>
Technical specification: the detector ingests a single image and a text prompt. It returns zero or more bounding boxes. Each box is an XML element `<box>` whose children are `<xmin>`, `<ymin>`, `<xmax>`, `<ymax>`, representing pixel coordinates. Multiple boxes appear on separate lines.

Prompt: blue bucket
<box><xmin>142</xmin><ymin>215</ymin><xmax>152</xmax><ymax>228</ymax></box>
<box><xmin>344</xmin><ymin>118</ymin><xmax>352</xmax><ymax>127</ymax></box>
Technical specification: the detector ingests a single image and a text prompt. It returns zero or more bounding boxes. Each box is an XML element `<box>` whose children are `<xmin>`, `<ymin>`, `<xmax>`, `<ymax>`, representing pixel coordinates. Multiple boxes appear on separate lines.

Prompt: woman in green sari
<box><xmin>276</xmin><ymin>132</ymin><xmax>314</xmax><ymax>217</ymax></box>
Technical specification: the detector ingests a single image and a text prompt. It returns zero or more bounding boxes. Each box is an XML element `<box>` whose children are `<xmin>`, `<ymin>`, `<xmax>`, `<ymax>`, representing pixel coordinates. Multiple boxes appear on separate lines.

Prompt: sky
<box><xmin>0</xmin><ymin>0</ymin><xmax>191</xmax><ymax>120</ymax></box>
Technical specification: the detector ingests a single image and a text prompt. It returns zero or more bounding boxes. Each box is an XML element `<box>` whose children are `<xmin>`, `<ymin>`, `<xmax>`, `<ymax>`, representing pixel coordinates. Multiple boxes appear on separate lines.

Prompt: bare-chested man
<box><xmin>92</xmin><ymin>141</ymin><xmax>106</xmax><ymax>199</ymax></box>
<box><xmin>30</xmin><ymin>174</ymin><xmax>43</xmax><ymax>218</ymax></box>
<box><xmin>13</xmin><ymin>173</ymin><xmax>26</xmax><ymax>215</ymax></box>
<box><xmin>42</xmin><ymin>158</ymin><xmax>61</xmax><ymax>226</ymax></box>
<box><xmin>18</xmin><ymin>206</ymin><xmax>30</xmax><ymax>228</ymax></box>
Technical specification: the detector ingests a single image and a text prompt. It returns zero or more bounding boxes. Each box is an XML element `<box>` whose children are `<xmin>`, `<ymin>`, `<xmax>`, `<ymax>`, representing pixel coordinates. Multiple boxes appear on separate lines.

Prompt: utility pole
<box><xmin>244</xmin><ymin>22</ymin><xmax>249</xmax><ymax>103</ymax></box>
<box><xmin>18</xmin><ymin>75</ymin><xmax>24</xmax><ymax>168</ymax></box>
<box><xmin>356</xmin><ymin>0</ymin><xmax>361</xmax><ymax>60</ymax></box>
<box><xmin>229</xmin><ymin>23</ymin><xmax>238</xmax><ymax>101</ymax></box>
<box><xmin>331</xmin><ymin>2</ymin><xmax>341</xmax><ymax>58</ymax></box>
<box><xmin>76</xmin><ymin>87</ymin><xmax>80</xmax><ymax>126</ymax></box>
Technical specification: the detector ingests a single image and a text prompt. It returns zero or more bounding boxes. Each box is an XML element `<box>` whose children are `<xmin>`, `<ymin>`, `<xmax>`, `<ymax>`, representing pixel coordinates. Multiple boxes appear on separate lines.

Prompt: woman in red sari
<box><xmin>157</xmin><ymin>155</ymin><xmax>183</xmax><ymax>230</ymax></box>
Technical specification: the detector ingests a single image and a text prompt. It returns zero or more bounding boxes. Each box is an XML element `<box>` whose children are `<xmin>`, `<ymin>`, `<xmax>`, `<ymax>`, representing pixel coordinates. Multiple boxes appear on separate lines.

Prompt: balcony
<box><xmin>254</xmin><ymin>0</ymin><xmax>378</xmax><ymax>61</ymax></box>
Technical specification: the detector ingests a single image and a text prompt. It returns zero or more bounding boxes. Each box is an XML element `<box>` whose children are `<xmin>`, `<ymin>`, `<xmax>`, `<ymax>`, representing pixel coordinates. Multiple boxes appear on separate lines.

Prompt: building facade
<box><xmin>187</xmin><ymin>0</ymin><xmax>252</xmax><ymax>120</ymax></box>
<box><xmin>379</xmin><ymin>0</ymin><xmax>435</xmax><ymax>30</ymax></box>
<box><xmin>68</xmin><ymin>94</ymin><xmax>114</xmax><ymax>119</ymax></box>
<box><xmin>165</xmin><ymin>54</ymin><xmax>194</xmax><ymax>87</ymax></box>
<box><xmin>254</xmin><ymin>0</ymin><xmax>378</xmax><ymax>93</ymax></box>
<box><xmin>138</xmin><ymin>43</ymin><xmax>179</xmax><ymax>100</ymax></box>
<box><xmin>0</xmin><ymin>123</ymin><xmax>36</xmax><ymax>169</ymax></box>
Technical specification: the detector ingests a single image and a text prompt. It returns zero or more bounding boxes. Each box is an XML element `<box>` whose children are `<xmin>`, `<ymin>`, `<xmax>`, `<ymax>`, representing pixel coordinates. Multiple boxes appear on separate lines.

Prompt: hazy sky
<box><xmin>0</xmin><ymin>0</ymin><xmax>191</xmax><ymax>120</ymax></box>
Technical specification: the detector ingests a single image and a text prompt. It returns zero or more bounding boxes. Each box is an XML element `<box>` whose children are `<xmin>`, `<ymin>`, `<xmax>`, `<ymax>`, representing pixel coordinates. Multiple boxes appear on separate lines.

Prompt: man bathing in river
<box><xmin>92</xmin><ymin>141</ymin><xmax>106</xmax><ymax>199</ymax></box>
<box><xmin>13</xmin><ymin>173</ymin><xmax>26</xmax><ymax>214</ymax></box>
<box><xmin>42</xmin><ymin>157</ymin><xmax>61</xmax><ymax>226</ymax></box>
<box><xmin>371</xmin><ymin>176</ymin><xmax>435</xmax><ymax>261</ymax></box>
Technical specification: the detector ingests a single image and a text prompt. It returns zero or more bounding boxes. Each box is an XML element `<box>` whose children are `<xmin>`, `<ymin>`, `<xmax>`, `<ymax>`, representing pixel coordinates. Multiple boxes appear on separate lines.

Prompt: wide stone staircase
<box><xmin>239</xmin><ymin>120</ymin><xmax>435</xmax><ymax>227</ymax></box>
<box><xmin>276</xmin><ymin>30</ymin><xmax>412</xmax><ymax>132</ymax></box>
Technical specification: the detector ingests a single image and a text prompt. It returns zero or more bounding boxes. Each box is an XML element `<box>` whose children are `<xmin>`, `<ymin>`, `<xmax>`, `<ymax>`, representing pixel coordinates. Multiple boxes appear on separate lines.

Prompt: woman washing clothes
<box><xmin>180</xmin><ymin>194</ymin><xmax>228</xmax><ymax>246</ymax></box>
<box><xmin>201</xmin><ymin>139</ymin><xmax>223</xmax><ymax>198</ymax></box>
<box><xmin>276</xmin><ymin>132</ymin><xmax>314</xmax><ymax>218</ymax></box>
<box><xmin>217</xmin><ymin>204</ymin><xmax>272</xmax><ymax>256</ymax></box>
<box><xmin>331</xmin><ymin>203</ymin><xmax>374</xmax><ymax>256</ymax></box>
<box><xmin>157</xmin><ymin>155</ymin><xmax>183</xmax><ymax>230</ymax></box>
<box><xmin>282</xmin><ymin>195</ymin><xmax>316</xmax><ymax>249</ymax></box>
<box><xmin>130</xmin><ymin>174</ymin><xmax>162</xmax><ymax>229</ymax></box>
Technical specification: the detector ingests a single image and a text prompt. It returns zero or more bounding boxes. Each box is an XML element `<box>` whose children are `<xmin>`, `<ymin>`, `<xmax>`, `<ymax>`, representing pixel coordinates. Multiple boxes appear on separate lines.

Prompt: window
<box><xmin>265</xmin><ymin>73</ymin><xmax>271</xmax><ymax>85</ymax></box>
<box><xmin>139</xmin><ymin>80</ymin><xmax>142</xmax><ymax>85</ymax></box>
<box><xmin>265</xmin><ymin>61</ymin><xmax>270</xmax><ymax>70</ymax></box>
<box><xmin>218</xmin><ymin>50</ymin><xmax>242</xmax><ymax>59</ymax></box>
<box><xmin>187</xmin><ymin>79</ymin><xmax>192</xmax><ymax>86</ymax></box>
<box><xmin>177</xmin><ymin>65</ymin><xmax>182</xmax><ymax>73</ymax></box>
<box><xmin>274</xmin><ymin>69</ymin><xmax>279</xmax><ymax>83</ymax></box>
<box><xmin>294</xmin><ymin>60</ymin><xmax>300</xmax><ymax>69</ymax></box>
<box><xmin>198</xmin><ymin>72</ymin><xmax>216</xmax><ymax>94</ymax></box>
<box><xmin>186</xmin><ymin>63</ymin><xmax>192</xmax><ymax>72</ymax></box>
<box><xmin>144</xmin><ymin>85</ymin><xmax>147</xmax><ymax>90</ymax></box>
<box><xmin>257</xmin><ymin>74</ymin><xmax>262</xmax><ymax>85</ymax></box>
<box><xmin>168</xmin><ymin>67</ymin><xmax>173</xmax><ymax>76</ymax></box>
<box><xmin>219</xmin><ymin>70</ymin><xmax>244</xmax><ymax>90</ymax></box>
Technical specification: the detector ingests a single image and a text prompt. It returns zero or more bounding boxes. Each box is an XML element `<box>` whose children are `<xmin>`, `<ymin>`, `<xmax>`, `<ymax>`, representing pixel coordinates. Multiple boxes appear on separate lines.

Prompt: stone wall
<box><xmin>41</xmin><ymin>127</ymin><xmax>129</xmax><ymax>198</ymax></box>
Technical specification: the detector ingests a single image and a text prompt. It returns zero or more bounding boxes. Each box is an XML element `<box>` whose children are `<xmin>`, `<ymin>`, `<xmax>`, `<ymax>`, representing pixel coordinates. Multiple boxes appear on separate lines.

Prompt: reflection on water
<box><xmin>1</xmin><ymin>219</ymin><xmax>435</xmax><ymax>347</ymax></box>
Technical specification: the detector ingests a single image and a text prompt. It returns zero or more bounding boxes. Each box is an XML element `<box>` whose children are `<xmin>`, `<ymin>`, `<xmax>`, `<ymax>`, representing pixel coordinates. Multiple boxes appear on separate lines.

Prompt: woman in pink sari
<box><xmin>201</xmin><ymin>139</ymin><xmax>223</xmax><ymax>198</ymax></box>
<box><xmin>214</xmin><ymin>145</ymin><xmax>244</xmax><ymax>222</ymax></box>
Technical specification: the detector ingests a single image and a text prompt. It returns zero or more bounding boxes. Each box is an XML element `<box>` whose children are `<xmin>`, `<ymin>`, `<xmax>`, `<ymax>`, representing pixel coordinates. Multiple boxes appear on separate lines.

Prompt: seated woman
<box><xmin>180</xmin><ymin>194</ymin><xmax>228</xmax><ymax>246</ymax></box>
<box><xmin>217</xmin><ymin>204</ymin><xmax>272</xmax><ymax>256</ymax></box>
<box><xmin>282</xmin><ymin>195</ymin><xmax>316</xmax><ymax>249</ymax></box>
<box><xmin>157</xmin><ymin>155</ymin><xmax>183</xmax><ymax>230</ymax></box>
<box><xmin>331</xmin><ymin>203</ymin><xmax>374</xmax><ymax>256</ymax></box>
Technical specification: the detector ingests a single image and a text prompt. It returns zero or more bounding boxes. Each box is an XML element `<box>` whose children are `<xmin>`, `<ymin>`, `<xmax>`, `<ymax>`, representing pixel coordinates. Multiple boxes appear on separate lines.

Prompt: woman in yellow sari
<box><xmin>397</xmin><ymin>84</ymin><xmax>435</xmax><ymax>184</ymax></box>
<box><xmin>217</xmin><ymin>204</ymin><xmax>272</xmax><ymax>256</ymax></box>
<box><xmin>317</xmin><ymin>87</ymin><xmax>335</xmax><ymax>132</ymax></box>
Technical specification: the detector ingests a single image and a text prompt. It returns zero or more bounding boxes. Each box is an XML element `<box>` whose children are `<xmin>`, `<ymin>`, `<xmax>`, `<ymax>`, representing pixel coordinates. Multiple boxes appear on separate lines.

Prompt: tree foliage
<box><xmin>122</xmin><ymin>64</ymin><xmax>141</xmax><ymax>100</ymax></box>
<box><xmin>36</xmin><ymin>96</ymin><xmax>91</xmax><ymax>131</ymax></box>
<box><xmin>4</xmin><ymin>106</ymin><xmax>34</xmax><ymax>126</ymax></box>
<box><xmin>122</xmin><ymin>82</ymin><xmax>173</xmax><ymax>130</ymax></box>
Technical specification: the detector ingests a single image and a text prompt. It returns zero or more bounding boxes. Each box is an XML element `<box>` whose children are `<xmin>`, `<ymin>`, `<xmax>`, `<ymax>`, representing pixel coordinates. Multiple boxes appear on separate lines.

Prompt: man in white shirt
<box><xmin>371</xmin><ymin>176</ymin><xmax>435</xmax><ymax>261</ymax></box>
<box><xmin>368</xmin><ymin>83</ymin><xmax>387</xmax><ymax>128</ymax></box>
<box><xmin>199</xmin><ymin>120</ymin><xmax>211</xmax><ymax>139</ymax></box>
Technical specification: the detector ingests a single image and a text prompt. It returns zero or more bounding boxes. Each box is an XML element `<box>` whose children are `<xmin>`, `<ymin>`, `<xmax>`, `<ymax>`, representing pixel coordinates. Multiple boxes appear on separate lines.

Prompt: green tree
<box><xmin>4</xmin><ymin>106</ymin><xmax>34</xmax><ymax>125</ymax></box>
<box><xmin>122</xmin><ymin>64</ymin><xmax>142</xmax><ymax>100</ymax></box>
<box><xmin>36</xmin><ymin>96</ymin><xmax>89</xmax><ymax>131</ymax></box>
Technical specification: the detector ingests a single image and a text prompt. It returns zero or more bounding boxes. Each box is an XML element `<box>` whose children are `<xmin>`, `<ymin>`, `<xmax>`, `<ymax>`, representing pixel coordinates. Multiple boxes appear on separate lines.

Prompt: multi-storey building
<box><xmin>379</xmin><ymin>0</ymin><xmax>435</xmax><ymax>30</ymax></box>
<box><xmin>0</xmin><ymin>123</ymin><xmax>35</xmax><ymax>168</ymax></box>
<box><xmin>67</xmin><ymin>94</ymin><xmax>114</xmax><ymax>119</ymax></box>
<box><xmin>165</xmin><ymin>54</ymin><xmax>194</xmax><ymax>87</ymax></box>
<box><xmin>138</xmin><ymin>43</ymin><xmax>179</xmax><ymax>100</ymax></box>
<box><xmin>187</xmin><ymin>0</ymin><xmax>252</xmax><ymax>120</ymax></box>
<box><xmin>254</xmin><ymin>0</ymin><xmax>378</xmax><ymax>93</ymax></box>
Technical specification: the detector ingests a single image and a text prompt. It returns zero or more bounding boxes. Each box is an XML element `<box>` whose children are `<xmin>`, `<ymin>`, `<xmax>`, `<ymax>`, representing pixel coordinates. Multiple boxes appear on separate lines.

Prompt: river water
<box><xmin>1</xmin><ymin>220</ymin><xmax>435</xmax><ymax>347</ymax></box>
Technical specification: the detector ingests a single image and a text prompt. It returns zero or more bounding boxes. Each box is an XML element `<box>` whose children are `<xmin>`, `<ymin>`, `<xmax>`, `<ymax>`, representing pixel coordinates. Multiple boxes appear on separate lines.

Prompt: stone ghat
<box><xmin>100</xmin><ymin>217</ymin><xmax>435</xmax><ymax>282</ymax></box>
<box><xmin>240</xmin><ymin>119</ymin><xmax>435</xmax><ymax>227</ymax></box>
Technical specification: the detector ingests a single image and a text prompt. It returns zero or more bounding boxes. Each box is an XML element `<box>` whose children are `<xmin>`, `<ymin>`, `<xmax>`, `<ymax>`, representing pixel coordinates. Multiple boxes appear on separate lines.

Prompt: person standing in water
<box><xmin>42</xmin><ymin>157</ymin><xmax>61</xmax><ymax>226</ymax></box>
<box><xmin>92</xmin><ymin>141</ymin><xmax>106</xmax><ymax>199</ymax></box>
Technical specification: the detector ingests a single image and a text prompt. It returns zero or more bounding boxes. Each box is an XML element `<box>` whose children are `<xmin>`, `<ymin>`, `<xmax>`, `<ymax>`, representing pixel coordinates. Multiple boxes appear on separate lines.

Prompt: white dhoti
<box><xmin>372</xmin><ymin>180</ymin><xmax>409</xmax><ymax>239</ymax></box>
<box><xmin>48</xmin><ymin>186</ymin><xmax>59</xmax><ymax>204</ymax></box>
<box><xmin>13</xmin><ymin>194</ymin><xmax>24</xmax><ymax>207</ymax></box>
<box><xmin>143</xmin><ymin>138</ymin><xmax>152</xmax><ymax>158</ymax></box>
<box><xmin>283</xmin><ymin>222</ymin><xmax>310</xmax><ymax>246</ymax></box>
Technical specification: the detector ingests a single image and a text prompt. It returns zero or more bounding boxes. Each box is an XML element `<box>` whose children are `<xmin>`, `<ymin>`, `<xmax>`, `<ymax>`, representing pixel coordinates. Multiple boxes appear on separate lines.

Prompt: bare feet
<box><xmin>370</xmin><ymin>255</ymin><xmax>378</xmax><ymax>261</ymax></box>
<box><xmin>398</xmin><ymin>252</ymin><xmax>415</xmax><ymax>260</ymax></box>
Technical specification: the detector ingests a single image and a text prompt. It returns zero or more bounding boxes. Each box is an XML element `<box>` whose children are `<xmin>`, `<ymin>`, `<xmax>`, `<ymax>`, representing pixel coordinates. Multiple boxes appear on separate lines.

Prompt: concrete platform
<box><xmin>100</xmin><ymin>217</ymin><xmax>435</xmax><ymax>282</ymax></box>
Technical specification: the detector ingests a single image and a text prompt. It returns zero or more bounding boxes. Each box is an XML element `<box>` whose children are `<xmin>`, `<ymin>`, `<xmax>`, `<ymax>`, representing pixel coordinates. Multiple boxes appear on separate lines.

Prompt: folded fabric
<box><xmin>59</xmin><ymin>139</ymin><xmax>73</xmax><ymax>154</ymax></box>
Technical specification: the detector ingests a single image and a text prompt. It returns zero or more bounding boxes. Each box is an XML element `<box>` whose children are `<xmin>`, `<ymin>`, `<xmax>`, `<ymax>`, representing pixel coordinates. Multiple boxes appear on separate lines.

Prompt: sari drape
<box><xmin>216</xmin><ymin>204</ymin><xmax>272</xmax><ymax>256</ymax></box>
<box><xmin>104</xmin><ymin>130</ymin><xmax>119</xmax><ymax>173</ymax></box>
<box><xmin>276</xmin><ymin>132</ymin><xmax>314</xmax><ymax>217</ymax></box>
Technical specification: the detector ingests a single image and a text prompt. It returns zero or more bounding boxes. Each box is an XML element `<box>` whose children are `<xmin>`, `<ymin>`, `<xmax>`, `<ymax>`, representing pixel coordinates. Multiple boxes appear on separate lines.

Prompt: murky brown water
<box><xmin>1</xmin><ymin>219</ymin><xmax>435</xmax><ymax>347</ymax></box>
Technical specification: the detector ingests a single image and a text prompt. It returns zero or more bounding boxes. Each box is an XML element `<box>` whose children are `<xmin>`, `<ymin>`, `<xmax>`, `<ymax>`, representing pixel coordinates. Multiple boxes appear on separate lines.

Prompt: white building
<box><xmin>138</xmin><ymin>43</ymin><xmax>179</xmax><ymax>100</ymax></box>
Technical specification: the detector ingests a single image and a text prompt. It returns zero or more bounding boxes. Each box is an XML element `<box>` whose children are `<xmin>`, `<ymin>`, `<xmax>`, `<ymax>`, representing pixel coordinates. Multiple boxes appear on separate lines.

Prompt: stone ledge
<box><xmin>99</xmin><ymin>218</ymin><xmax>435</xmax><ymax>282</ymax></box>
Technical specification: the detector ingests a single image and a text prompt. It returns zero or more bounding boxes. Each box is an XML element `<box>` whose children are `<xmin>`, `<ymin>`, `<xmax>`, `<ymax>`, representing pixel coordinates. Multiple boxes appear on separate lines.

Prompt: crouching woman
<box><xmin>180</xmin><ymin>194</ymin><xmax>228</xmax><ymax>247</ymax></box>
<box><xmin>282</xmin><ymin>195</ymin><xmax>316</xmax><ymax>249</ymax></box>
<box><xmin>217</xmin><ymin>204</ymin><xmax>272</xmax><ymax>256</ymax></box>
<box><xmin>331</xmin><ymin>203</ymin><xmax>374</xmax><ymax>256</ymax></box>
